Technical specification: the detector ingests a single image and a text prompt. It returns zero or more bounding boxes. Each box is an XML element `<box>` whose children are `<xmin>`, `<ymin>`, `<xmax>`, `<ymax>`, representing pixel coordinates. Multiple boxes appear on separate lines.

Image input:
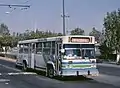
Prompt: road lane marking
<box><xmin>0</xmin><ymin>63</ymin><xmax>37</xmax><ymax>76</ymax></box>
<box><xmin>0</xmin><ymin>79</ymin><xmax>10</xmax><ymax>82</ymax></box>
<box><xmin>0</xmin><ymin>64</ymin><xmax>21</xmax><ymax>72</ymax></box>
<box><xmin>5</xmin><ymin>83</ymin><xmax>9</xmax><ymax>85</ymax></box>
<box><xmin>0</xmin><ymin>72</ymin><xmax>36</xmax><ymax>76</ymax></box>
<box><xmin>8</xmin><ymin>72</ymin><xmax>37</xmax><ymax>75</ymax></box>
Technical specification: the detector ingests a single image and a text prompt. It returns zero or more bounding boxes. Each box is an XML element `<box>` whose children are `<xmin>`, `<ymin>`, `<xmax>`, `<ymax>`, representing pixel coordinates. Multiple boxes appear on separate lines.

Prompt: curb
<box><xmin>0</xmin><ymin>56</ymin><xmax>16</xmax><ymax>63</ymax></box>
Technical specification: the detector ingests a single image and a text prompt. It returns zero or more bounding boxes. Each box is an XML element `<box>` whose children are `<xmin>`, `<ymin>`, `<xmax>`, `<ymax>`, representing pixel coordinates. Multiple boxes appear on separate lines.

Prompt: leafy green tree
<box><xmin>103</xmin><ymin>9</ymin><xmax>120</xmax><ymax>54</ymax></box>
<box><xmin>99</xmin><ymin>40</ymin><xmax>114</xmax><ymax>60</ymax></box>
<box><xmin>89</xmin><ymin>27</ymin><xmax>102</xmax><ymax>43</ymax></box>
<box><xmin>0</xmin><ymin>23</ymin><xmax>11</xmax><ymax>51</ymax></box>
<box><xmin>70</xmin><ymin>28</ymin><xmax>84</xmax><ymax>35</ymax></box>
<box><xmin>0</xmin><ymin>23</ymin><xmax>10</xmax><ymax>35</ymax></box>
<box><xmin>57</xmin><ymin>33</ymin><xmax>63</xmax><ymax>36</ymax></box>
<box><xmin>0</xmin><ymin>35</ymin><xmax>13</xmax><ymax>53</ymax></box>
<box><xmin>0</xmin><ymin>35</ymin><xmax>12</xmax><ymax>46</ymax></box>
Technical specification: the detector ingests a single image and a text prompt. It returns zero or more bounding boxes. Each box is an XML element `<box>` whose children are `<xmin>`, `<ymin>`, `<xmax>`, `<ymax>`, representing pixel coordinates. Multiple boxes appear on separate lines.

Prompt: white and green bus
<box><xmin>16</xmin><ymin>35</ymin><xmax>99</xmax><ymax>77</ymax></box>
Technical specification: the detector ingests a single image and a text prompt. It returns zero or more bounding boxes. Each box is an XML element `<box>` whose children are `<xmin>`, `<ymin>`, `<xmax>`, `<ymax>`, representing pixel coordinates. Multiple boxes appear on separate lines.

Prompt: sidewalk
<box><xmin>0</xmin><ymin>56</ymin><xmax>16</xmax><ymax>63</ymax></box>
<box><xmin>103</xmin><ymin>61</ymin><xmax>117</xmax><ymax>64</ymax></box>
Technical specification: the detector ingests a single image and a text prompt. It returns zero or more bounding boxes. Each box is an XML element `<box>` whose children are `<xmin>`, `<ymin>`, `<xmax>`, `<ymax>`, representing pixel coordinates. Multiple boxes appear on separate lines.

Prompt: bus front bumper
<box><xmin>61</xmin><ymin>68</ymin><xmax>99</xmax><ymax>76</ymax></box>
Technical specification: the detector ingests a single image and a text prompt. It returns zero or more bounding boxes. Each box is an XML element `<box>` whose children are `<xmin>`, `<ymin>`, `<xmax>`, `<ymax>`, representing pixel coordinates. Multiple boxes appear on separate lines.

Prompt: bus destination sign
<box><xmin>69</xmin><ymin>37</ymin><xmax>90</xmax><ymax>43</ymax></box>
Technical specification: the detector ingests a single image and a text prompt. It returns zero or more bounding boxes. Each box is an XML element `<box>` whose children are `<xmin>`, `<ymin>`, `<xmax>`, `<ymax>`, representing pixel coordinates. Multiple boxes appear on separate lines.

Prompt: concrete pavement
<box><xmin>0</xmin><ymin>56</ymin><xmax>16</xmax><ymax>63</ymax></box>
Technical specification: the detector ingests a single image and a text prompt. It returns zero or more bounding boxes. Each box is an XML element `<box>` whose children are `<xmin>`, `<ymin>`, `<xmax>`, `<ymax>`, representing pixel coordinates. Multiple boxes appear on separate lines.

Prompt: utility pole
<box><xmin>62</xmin><ymin>0</ymin><xmax>65</xmax><ymax>36</ymax></box>
<box><xmin>61</xmin><ymin>0</ymin><xmax>69</xmax><ymax>36</ymax></box>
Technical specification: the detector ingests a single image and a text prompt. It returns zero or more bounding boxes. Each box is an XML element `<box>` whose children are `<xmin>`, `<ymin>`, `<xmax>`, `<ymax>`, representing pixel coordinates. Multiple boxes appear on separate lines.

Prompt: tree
<box><xmin>70</xmin><ymin>28</ymin><xmax>84</xmax><ymax>35</ymax></box>
<box><xmin>57</xmin><ymin>33</ymin><xmax>63</xmax><ymax>36</ymax></box>
<box><xmin>103</xmin><ymin>9</ymin><xmax>120</xmax><ymax>54</ymax></box>
<box><xmin>0</xmin><ymin>35</ymin><xmax>12</xmax><ymax>46</ymax></box>
<box><xmin>89</xmin><ymin>27</ymin><xmax>102</xmax><ymax>43</ymax></box>
<box><xmin>99</xmin><ymin>40</ymin><xmax>114</xmax><ymax>60</ymax></box>
<box><xmin>0</xmin><ymin>23</ymin><xmax>10</xmax><ymax>35</ymax></box>
<box><xmin>0</xmin><ymin>23</ymin><xmax>11</xmax><ymax>51</ymax></box>
<box><xmin>0</xmin><ymin>35</ymin><xmax>13</xmax><ymax>53</ymax></box>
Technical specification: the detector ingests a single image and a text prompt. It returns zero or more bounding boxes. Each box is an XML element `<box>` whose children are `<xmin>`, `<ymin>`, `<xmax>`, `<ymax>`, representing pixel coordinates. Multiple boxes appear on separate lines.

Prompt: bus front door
<box><xmin>55</xmin><ymin>43</ymin><xmax>61</xmax><ymax>74</ymax></box>
<box><xmin>28</xmin><ymin>43</ymin><xmax>35</xmax><ymax>69</ymax></box>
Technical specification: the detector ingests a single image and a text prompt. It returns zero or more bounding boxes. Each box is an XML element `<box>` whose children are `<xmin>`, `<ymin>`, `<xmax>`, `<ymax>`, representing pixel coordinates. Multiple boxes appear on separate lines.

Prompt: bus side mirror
<box><xmin>61</xmin><ymin>49</ymin><xmax>65</xmax><ymax>53</ymax></box>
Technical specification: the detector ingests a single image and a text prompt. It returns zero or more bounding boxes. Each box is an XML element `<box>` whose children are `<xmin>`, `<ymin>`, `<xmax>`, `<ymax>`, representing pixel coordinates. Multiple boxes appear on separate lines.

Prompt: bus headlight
<box><xmin>91</xmin><ymin>64</ymin><xmax>96</xmax><ymax>68</ymax></box>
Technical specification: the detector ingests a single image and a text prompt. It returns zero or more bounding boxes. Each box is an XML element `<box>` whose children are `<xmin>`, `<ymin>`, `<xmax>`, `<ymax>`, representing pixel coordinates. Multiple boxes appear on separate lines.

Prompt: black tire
<box><xmin>15</xmin><ymin>64</ymin><xmax>18</xmax><ymax>68</ymax></box>
<box><xmin>47</xmin><ymin>66</ymin><xmax>54</xmax><ymax>78</ymax></box>
<box><xmin>15</xmin><ymin>64</ymin><xmax>21</xmax><ymax>69</ymax></box>
<box><xmin>22</xmin><ymin>62</ymin><xmax>27</xmax><ymax>71</ymax></box>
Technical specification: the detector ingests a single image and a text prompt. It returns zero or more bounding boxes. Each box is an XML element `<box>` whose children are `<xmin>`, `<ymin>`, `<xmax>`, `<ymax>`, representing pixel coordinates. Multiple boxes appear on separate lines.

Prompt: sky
<box><xmin>0</xmin><ymin>0</ymin><xmax>120</xmax><ymax>35</ymax></box>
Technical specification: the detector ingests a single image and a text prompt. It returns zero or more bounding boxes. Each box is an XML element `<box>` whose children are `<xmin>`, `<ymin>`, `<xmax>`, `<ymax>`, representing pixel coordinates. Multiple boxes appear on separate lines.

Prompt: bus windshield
<box><xmin>82</xmin><ymin>49</ymin><xmax>95</xmax><ymax>59</ymax></box>
<box><xmin>65</xmin><ymin>49</ymin><xmax>81</xmax><ymax>57</ymax></box>
<box><xmin>63</xmin><ymin>44</ymin><xmax>95</xmax><ymax>59</ymax></box>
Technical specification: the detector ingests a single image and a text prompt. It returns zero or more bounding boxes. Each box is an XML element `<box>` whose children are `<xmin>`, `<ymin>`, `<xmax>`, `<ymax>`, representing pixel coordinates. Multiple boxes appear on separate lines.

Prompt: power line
<box><xmin>0</xmin><ymin>4</ymin><xmax>30</xmax><ymax>8</ymax></box>
<box><xmin>12</xmin><ymin>0</ymin><xmax>30</xmax><ymax>4</ymax></box>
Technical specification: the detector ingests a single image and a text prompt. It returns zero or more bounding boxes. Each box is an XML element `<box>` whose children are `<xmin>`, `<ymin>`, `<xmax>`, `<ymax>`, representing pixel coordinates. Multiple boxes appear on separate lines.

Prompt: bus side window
<box><xmin>59</xmin><ymin>44</ymin><xmax>62</xmax><ymax>56</ymax></box>
<box><xmin>43</xmin><ymin>42</ymin><xmax>51</xmax><ymax>55</ymax></box>
<box><xmin>19</xmin><ymin>44</ymin><xmax>23</xmax><ymax>53</ymax></box>
<box><xmin>32</xmin><ymin>43</ymin><xmax>35</xmax><ymax>53</ymax></box>
<box><xmin>24</xmin><ymin>48</ymin><xmax>28</xmax><ymax>54</ymax></box>
<box><xmin>36</xmin><ymin>43</ymin><xmax>42</xmax><ymax>54</ymax></box>
<box><xmin>19</xmin><ymin>48</ymin><xmax>23</xmax><ymax>53</ymax></box>
<box><xmin>52</xmin><ymin>41</ymin><xmax>55</xmax><ymax>55</ymax></box>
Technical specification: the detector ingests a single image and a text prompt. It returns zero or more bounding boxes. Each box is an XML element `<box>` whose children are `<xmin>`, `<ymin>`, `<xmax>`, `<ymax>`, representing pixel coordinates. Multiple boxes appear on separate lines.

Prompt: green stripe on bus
<box><xmin>72</xmin><ymin>65</ymin><xmax>91</xmax><ymax>67</ymax></box>
<box><xmin>62</xmin><ymin>64</ymin><xmax>91</xmax><ymax>68</ymax></box>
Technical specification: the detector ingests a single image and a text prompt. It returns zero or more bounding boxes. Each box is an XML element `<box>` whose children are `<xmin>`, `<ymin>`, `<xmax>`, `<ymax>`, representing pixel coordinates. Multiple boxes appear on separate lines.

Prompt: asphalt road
<box><xmin>0</xmin><ymin>58</ymin><xmax>120</xmax><ymax>88</ymax></box>
<box><xmin>97</xmin><ymin>63</ymin><xmax>120</xmax><ymax>76</ymax></box>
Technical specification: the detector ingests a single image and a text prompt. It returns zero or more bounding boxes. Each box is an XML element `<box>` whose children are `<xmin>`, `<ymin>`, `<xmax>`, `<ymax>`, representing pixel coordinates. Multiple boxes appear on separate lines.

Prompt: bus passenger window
<box><xmin>19</xmin><ymin>48</ymin><xmax>23</xmax><ymax>53</ymax></box>
<box><xmin>52</xmin><ymin>41</ymin><xmax>55</xmax><ymax>55</ymax></box>
<box><xmin>36</xmin><ymin>43</ymin><xmax>42</xmax><ymax>54</ymax></box>
<box><xmin>24</xmin><ymin>48</ymin><xmax>28</xmax><ymax>54</ymax></box>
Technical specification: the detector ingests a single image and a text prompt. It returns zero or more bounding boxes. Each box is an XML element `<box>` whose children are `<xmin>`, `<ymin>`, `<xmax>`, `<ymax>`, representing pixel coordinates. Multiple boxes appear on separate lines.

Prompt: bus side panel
<box><xmin>34</xmin><ymin>54</ymin><xmax>46</xmax><ymax>68</ymax></box>
<box><xmin>23</xmin><ymin>53</ymin><xmax>29</xmax><ymax>67</ymax></box>
<box><xmin>16</xmin><ymin>53</ymin><xmax>23</xmax><ymax>66</ymax></box>
<box><xmin>16</xmin><ymin>53</ymin><xmax>29</xmax><ymax>67</ymax></box>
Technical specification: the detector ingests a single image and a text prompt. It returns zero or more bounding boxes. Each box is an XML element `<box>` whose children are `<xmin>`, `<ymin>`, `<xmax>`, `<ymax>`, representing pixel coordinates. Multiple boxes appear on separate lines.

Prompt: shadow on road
<box><xmin>18</xmin><ymin>68</ymin><xmax>93</xmax><ymax>82</ymax></box>
<box><xmin>55</xmin><ymin>76</ymin><xmax>93</xmax><ymax>81</ymax></box>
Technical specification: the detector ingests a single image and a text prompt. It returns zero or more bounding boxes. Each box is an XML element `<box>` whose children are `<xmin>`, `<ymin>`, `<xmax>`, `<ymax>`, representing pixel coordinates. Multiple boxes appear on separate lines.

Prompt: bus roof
<box><xmin>18</xmin><ymin>35</ymin><xmax>95</xmax><ymax>44</ymax></box>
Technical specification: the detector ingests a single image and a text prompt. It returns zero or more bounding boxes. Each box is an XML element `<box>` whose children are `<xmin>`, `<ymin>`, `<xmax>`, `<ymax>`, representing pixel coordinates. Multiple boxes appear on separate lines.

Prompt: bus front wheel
<box><xmin>22</xmin><ymin>61</ymin><xmax>27</xmax><ymax>71</ymax></box>
<box><xmin>47</xmin><ymin>66</ymin><xmax>54</xmax><ymax>78</ymax></box>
